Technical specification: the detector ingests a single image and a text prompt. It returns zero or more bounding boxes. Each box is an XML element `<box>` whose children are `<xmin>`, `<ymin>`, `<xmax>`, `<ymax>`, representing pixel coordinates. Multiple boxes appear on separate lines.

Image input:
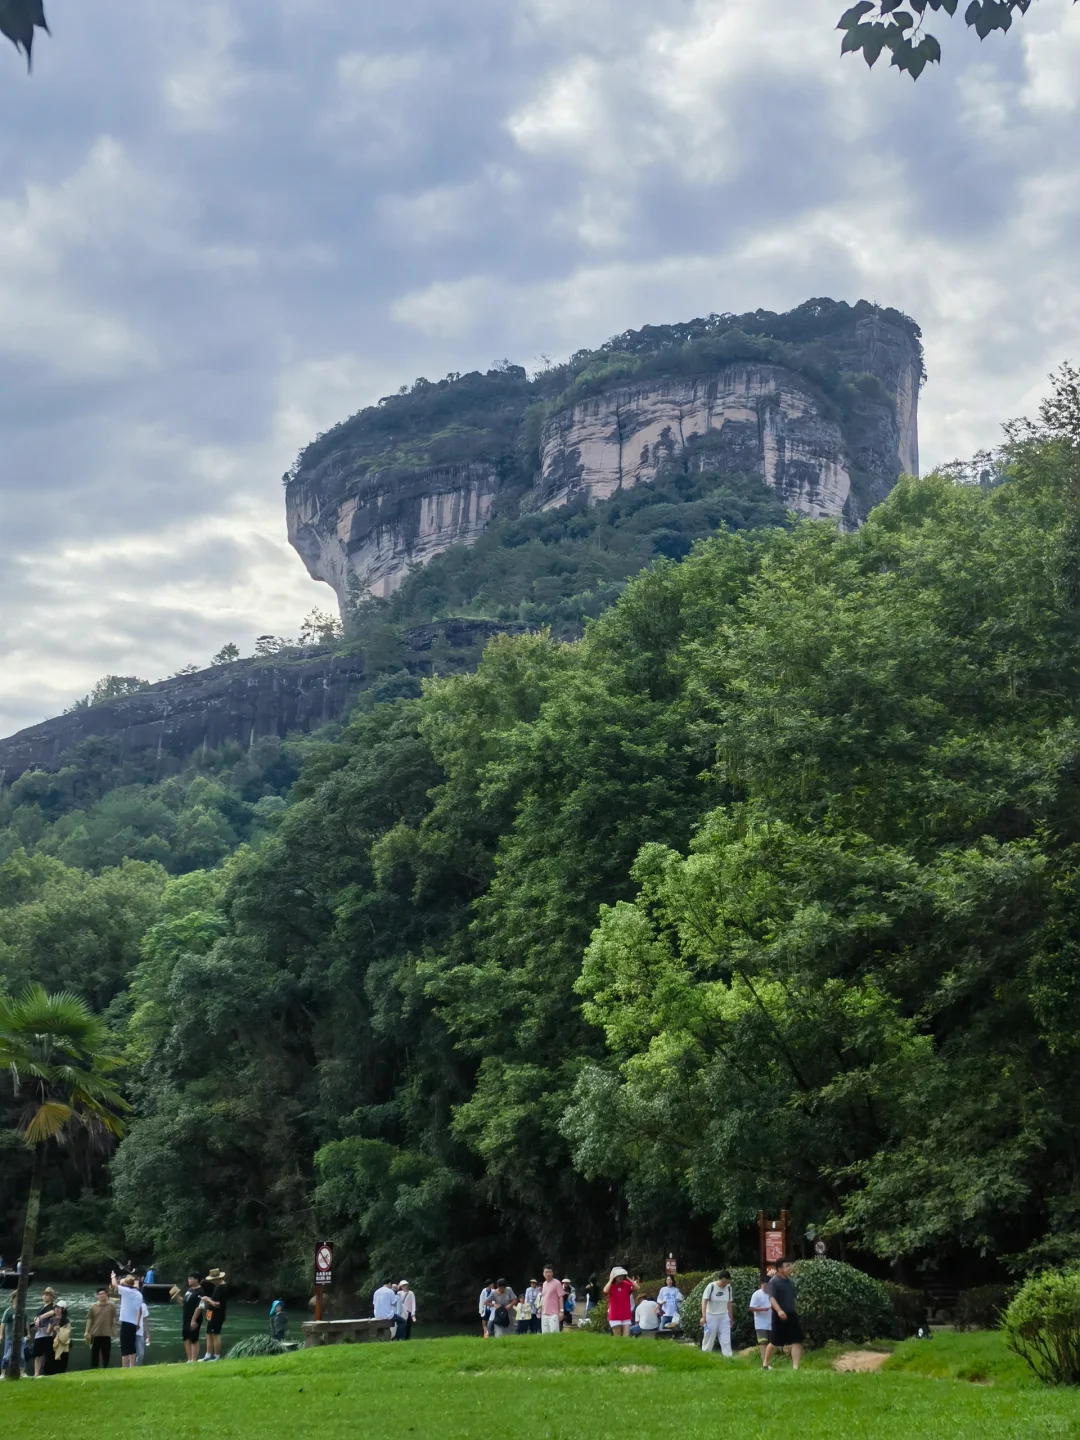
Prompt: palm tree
<box><xmin>0</xmin><ymin>986</ymin><xmax>127</xmax><ymax>1381</ymax></box>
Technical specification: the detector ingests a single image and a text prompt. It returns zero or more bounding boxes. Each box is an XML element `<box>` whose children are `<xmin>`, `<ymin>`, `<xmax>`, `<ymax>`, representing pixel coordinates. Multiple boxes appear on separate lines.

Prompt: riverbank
<box><xmin>2</xmin><ymin>1331</ymin><xmax>1077</xmax><ymax>1439</ymax></box>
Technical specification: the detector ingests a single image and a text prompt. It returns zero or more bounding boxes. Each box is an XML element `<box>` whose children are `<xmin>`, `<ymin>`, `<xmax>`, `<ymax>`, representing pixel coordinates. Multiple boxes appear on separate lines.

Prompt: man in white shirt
<box><xmin>394</xmin><ymin>1281</ymin><xmax>416</xmax><ymax>1340</ymax></box>
<box><xmin>372</xmin><ymin>1279</ymin><xmax>399</xmax><ymax>1329</ymax></box>
<box><xmin>749</xmin><ymin>1277</ymin><xmax>773</xmax><ymax>1366</ymax></box>
<box><xmin>700</xmin><ymin>1270</ymin><xmax>734</xmax><ymax>1357</ymax></box>
<box><xmin>111</xmin><ymin>1272</ymin><xmax>143</xmax><ymax>1369</ymax></box>
<box><xmin>656</xmin><ymin>1280</ymin><xmax>683</xmax><ymax>1332</ymax></box>
<box><xmin>633</xmin><ymin>1295</ymin><xmax>661</xmax><ymax>1335</ymax></box>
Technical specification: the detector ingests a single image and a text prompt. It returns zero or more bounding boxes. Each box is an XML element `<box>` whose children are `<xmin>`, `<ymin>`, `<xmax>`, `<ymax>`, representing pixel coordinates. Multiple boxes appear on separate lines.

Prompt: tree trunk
<box><xmin>3</xmin><ymin>1142</ymin><xmax>46</xmax><ymax>1382</ymax></box>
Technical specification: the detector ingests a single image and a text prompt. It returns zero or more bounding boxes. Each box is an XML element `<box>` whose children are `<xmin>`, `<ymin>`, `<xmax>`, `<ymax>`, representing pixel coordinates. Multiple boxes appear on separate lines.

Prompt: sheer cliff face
<box><xmin>285</xmin><ymin>306</ymin><xmax>921</xmax><ymax>613</ymax></box>
<box><xmin>536</xmin><ymin>364</ymin><xmax>854</xmax><ymax>521</ymax></box>
<box><xmin>289</xmin><ymin>462</ymin><xmax>499</xmax><ymax>601</ymax></box>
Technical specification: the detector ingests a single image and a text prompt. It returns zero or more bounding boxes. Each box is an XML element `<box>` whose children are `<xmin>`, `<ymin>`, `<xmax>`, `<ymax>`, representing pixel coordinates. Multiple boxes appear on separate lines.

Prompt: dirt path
<box><xmin>833</xmin><ymin>1350</ymin><xmax>890</xmax><ymax>1372</ymax></box>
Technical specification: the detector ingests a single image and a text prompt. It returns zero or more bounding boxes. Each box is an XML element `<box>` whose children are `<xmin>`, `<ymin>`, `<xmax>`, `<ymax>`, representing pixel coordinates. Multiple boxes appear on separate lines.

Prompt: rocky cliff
<box><xmin>285</xmin><ymin>300</ymin><xmax>922</xmax><ymax>612</ymax></box>
<box><xmin>0</xmin><ymin>620</ymin><xmax>519</xmax><ymax>786</ymax></box>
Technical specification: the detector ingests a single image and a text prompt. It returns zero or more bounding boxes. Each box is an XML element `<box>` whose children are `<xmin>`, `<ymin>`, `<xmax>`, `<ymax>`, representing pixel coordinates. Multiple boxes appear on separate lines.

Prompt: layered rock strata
<box><xmin>286</xmin><ymin>310</ymin><xmax>921</xmax><ymax>613</ymax></box>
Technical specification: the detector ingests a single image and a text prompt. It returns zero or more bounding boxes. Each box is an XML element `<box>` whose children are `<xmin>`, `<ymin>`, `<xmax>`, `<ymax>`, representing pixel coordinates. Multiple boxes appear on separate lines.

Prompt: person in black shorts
<box><xmin>201</xmin><ymin>1269</ymin><xmax>228</xmax><ymax>1361</ymax></box>
<box><xmin>172</xmin><ymin>1274</ymin><xmax>206</xmax><ymax>1363</ymax></box>
<box><xmin>32</xmin><ymin>1288</ymin><xmax>60</xmax><ymax>1377</ymax></box>
<box><xmin>764</xmin><ymin>1258</ymin><xmax>803</xmax><ymax>1371</ymax></box>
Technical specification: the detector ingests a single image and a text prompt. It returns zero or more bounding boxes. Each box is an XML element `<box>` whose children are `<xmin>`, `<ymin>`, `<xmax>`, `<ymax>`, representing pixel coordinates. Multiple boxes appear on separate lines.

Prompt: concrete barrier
<box><xmin>302</xmin><ymin>1318</ymin><xmax>394</xmax><ymax>1347</ymax></box>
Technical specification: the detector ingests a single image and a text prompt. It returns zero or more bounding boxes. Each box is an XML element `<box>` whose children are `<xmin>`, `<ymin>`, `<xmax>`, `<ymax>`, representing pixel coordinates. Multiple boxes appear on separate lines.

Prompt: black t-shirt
<box><xmin>182</xmin><ymin>1288</ymin><xmax>204</xmax><ymax>1329</ymax></box>
<box><xmin>209</xmin><ymin>1285</ymin><xmax>228</xmax><ymax>1324</ymax></box>
<box><xmin>768</xmin><ymin>1275</ymin><xmax>797</xmax><ymax>1316</ymax></box>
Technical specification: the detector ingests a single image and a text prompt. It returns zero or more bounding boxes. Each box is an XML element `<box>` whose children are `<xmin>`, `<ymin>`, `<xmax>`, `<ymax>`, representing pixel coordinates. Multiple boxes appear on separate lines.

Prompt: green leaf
<box><xmin>838</xmin><ymin>0</ymin><xmax>876</xmax><ymax>27</ymax></box>
<box><xmin>892</xmin><ymin>10</ymin><xmax>915</xmax><ymax>29</ymax></box>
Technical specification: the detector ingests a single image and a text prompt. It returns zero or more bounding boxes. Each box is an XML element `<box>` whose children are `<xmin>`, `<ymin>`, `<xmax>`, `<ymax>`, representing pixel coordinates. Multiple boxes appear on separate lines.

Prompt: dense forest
<box><xmin>3</xmin><ymin>367</ymin><xmax>1080</xmax><ymax>1315</ymax></box>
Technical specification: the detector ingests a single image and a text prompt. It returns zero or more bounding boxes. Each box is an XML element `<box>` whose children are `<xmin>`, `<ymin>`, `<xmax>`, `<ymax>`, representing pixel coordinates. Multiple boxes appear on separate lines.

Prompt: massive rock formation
<box><xmin>286</xmin><ymin>302</ymin><xmax>922</xmax><ymax>613</ymax></box>
<box><xmin>0</xmin><ymin>620</ymin><xmax>518</xmax><ymax>786</ymax></box>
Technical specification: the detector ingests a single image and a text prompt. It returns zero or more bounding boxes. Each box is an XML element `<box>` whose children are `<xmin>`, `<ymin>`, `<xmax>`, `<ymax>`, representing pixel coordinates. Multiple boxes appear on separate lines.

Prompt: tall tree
<box><xmin>0</xmin><ymin>986</ymin><xmax>126</xmax><ymax>1381</ymax></box>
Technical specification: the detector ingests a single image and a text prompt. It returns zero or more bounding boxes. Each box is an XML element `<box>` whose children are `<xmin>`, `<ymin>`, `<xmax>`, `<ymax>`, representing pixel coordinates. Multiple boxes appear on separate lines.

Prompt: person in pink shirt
<box><xmin>603</xmin><ymin>1266</ymin><xmax>638</xmax><ymax>1336</ymax></box>
<box><xmin>540</xmin><ymin>1266</ymin><xmax>564</xmax><ymax>1334</ymax></box>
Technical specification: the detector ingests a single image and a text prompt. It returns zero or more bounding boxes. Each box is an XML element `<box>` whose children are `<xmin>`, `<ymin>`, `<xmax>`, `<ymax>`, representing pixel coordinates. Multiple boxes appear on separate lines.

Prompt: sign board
<box><xmin>315</xmin><ymin>1242</ymin><xmax>334</xmax><ymax>1286</ymax></box>
<box><xmin>814</xmin><ymin>1239</ymin><xmax>827</xmax><ymax>1257</ymax></box>
<box><xmin>665</xmin><ymin>1255</ymin><xmax>677</xmax><ymax>1275</ymax></box>
<box><xmin>764</xmin><ymin>1229</ymin><xmax>785</xmax><ymax>1263</ymax></box>
<box><xmin>758</xmin><ymin>1209</ymin><xmax>790</xmax><ymax>1270</ymax></box>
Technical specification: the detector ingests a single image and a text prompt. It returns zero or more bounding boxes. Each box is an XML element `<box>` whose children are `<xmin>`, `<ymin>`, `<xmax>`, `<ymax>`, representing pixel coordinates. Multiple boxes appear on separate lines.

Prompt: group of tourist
<box><xmin>371</xmin><ymin>1278</ymin><xmax>418</xmax><ymax>1339</ymax></box>
<box><xmin>469</xmin><ymin>1258</ymin><xmax>803</xmax><ymax>1370</ymax></box>
<box><xmin>0</xmin><ymin>1265</ymin><xmax>231</xmax><ymax>1377</ymax></box>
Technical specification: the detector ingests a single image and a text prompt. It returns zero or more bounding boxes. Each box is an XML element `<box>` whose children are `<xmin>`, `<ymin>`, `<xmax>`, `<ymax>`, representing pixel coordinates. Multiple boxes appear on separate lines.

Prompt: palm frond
<box><xmin>24</xmin><ymin>1100</ymin><xmax>73</xmax><ymax>1144</ymax></box>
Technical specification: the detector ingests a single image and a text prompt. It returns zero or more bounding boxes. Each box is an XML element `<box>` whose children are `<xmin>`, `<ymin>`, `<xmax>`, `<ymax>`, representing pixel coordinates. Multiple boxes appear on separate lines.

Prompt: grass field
<box><xmin>3</xmin><ymin>1330</ymin><xmax>1079</xmax><ymax>1440</ymax></box>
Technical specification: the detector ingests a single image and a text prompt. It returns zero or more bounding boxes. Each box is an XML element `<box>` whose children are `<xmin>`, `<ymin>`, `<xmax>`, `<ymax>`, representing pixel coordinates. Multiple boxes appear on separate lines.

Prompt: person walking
<box><xmin>749</xmin><ymin>1276</ymin><xmax>773</xmax><ymax>1366</ymax></box>
<box><xmin>395</xmin><ymin>1281</ymin><xmax>416</xmax><ymax>1340</ymax></box>
<box><xmin>52</xmin><ymin>1304</ymin><xmax>72</xmax><ymax>1374</ymax></box>
<box><xmin>524</xmin><ymin>1278</ymin><xmax>542</xmax><ymax>1334</ymax></box>
<box><xmin>603</xmin><ymin>1266</ymin><xmax>637</xmax><ymax>1337</ymax></box>
<box><xmin>201</xmin><ymin>1268</ymin><xmax>228</xmax><ymax>1361</ymax></box>
<box><xmin>488</xmin><ymin>1280</ymin><xmax>517</xmax><ymax>1338</ymax></box>
<box><xmin>700</xmin><ymin>1270</ymin><xmax>734</xmax><ymax>1357</ymax></box>
<box><xmin>85</xmin><ymin>1287</ymin><xmax>118</xmax><ymax>1369</ymax></box>
<box><xmin>539</xmin><ymin>1266</ymin><xmax>563</xmax><ymax>1335</ymax></box>
<box><xmin>112</xmin><ymin>1273</ymin><xmax>142</xmax><ymax>1369</ymax></box>
<box><xmin>657</xmin><ymin>1277</ymin><xmax>683</xmax><ymax>1332</ymax></box>
<box><xmin>478</xmin><ymin>1279</ymin><xmax>495</xmax><ymax>1339</ymax></box>
<box><xmin>764</xmin><ymin>1258</ymin><xmax>803</xmax><ymax>1371</ymax></box>
<box><xmin>584</xmin><ymin>1275</ymin><xmax>599</xmax><ymax>1316</ymax></box>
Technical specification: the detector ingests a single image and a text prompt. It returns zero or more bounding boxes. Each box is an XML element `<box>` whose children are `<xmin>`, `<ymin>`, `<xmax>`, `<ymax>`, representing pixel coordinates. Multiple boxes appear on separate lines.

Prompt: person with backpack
<box><xmin>561</xmin><ymin>1279</ymin><xmax>576</xmax><ymax>1331</ymax></box>
<box><xmin>700</xmin><ymin>1270</ymin><xmax>734</xmax><ymax>1357</ymax></box>
<box><xmin>488</xmin><ymin>1280</ymin><xmax>517</xmax><ymax>1338</ymax></box>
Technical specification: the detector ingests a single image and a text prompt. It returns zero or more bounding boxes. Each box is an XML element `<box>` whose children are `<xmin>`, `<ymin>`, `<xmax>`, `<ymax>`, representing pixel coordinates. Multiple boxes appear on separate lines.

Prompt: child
<box><xmin>749</xmin><ymin>1276</ymin><xmax>773</xmax><ymax>1366</ymax></box>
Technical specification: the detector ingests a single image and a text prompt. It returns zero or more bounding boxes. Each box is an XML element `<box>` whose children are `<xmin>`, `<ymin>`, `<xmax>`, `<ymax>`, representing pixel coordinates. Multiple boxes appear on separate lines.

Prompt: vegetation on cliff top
<box><xmin>287</xmin><ymin>298</ymin><xmax>921</xmax><ymax>498</ymax></box>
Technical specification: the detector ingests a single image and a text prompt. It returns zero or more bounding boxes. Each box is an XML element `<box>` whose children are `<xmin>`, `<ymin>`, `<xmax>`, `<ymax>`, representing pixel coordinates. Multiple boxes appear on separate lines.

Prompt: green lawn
<box><xmin>3</xmin><ymin>1332</ymin><xmax>1079</xmax><ymax>1440</ymax></box>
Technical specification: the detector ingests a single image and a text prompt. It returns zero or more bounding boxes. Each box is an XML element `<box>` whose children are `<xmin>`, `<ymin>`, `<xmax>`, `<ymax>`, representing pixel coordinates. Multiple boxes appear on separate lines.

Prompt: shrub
<box><xmin>682</xmin><ymin>1260</ymin><xmax>894</xmax><ymax>1351</ymax></box>
<box><xmin>884</xmin><ymin>1282</ymin><xmax>930</xmax><ymax>1337</ymax></box>
<box><xmin>791</xmin><ymin>1259</ymin><xmax>894</xmax><ymax>1350</ymax></box>
<box><xmin>954</xmin><ymin>1284</ymin><xmax>1014</xmax><ymax>1331</ymax></box>
<box><xmin>226</xmin><ymin>1335</ymin><xmax>289</xmax><ymax>1360</ymax></box>
<box><xmin>1002</xmin><ymin>1268</ymin><xmax>1080</xmax><ymax>1384</ymax></box>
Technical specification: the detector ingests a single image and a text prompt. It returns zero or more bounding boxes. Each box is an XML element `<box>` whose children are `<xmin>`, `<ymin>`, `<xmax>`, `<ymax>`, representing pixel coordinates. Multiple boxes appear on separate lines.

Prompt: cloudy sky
<box><xmin>1</xmin><ymin>0</ymin><xmax>1078</xmax><ymax>737</ymax></box>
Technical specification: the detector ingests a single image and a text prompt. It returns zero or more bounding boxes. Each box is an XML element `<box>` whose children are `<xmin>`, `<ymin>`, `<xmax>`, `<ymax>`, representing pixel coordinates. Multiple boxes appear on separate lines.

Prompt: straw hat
<box><xmin>168</xmin><ymin>1285</ymin><xmax>183</xmax><ymax>1301</ymax></box>
<box><xmin>42</xmin><ymin>1286</ymin><xmax>57</xmax><ymax>1299</ymax></box>
<box><xmin>206</xmin><ymin>1268</ymin><xmax>227</xmax><ymax>1283</ymax></box>
<box><xmin>609</xmin><ymin>1266</ymin><xmax>628</xmax><ymax>1278</ymax></box>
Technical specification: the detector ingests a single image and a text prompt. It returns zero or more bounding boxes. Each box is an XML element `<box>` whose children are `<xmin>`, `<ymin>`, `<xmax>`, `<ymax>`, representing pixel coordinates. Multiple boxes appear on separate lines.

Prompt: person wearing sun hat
<box><xmin>200</xmin><ymin>1269</ymin><xmax>228</xmax><ymax>1361</ymax></box>
<box><xmin>603</xmin><ymin>1267</ymin><xmax>638</xmax><ymax>1337</ymax></box>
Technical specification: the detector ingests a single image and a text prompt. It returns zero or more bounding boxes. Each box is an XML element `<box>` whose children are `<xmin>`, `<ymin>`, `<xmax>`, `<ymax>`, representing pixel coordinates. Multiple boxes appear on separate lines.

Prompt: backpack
<box><xmin>493</xmin><ymin>1305</ymin><xmax>511</xmax><ymax>1328</ymax></box>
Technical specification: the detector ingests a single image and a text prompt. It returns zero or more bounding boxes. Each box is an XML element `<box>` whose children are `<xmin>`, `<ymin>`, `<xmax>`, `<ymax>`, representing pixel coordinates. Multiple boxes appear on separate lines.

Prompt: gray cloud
<box><xmin>0</xmin><ymin>0</ymin><xmax>1078</xmax><ymax>735</ymax></box>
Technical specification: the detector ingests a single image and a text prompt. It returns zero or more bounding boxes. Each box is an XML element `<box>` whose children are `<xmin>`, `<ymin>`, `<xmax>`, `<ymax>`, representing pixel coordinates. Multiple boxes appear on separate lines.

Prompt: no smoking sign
<box><xmin>315</xmin><ymin>1241</ymin><xmax>334</xmax><ymax>1285</ymax></box>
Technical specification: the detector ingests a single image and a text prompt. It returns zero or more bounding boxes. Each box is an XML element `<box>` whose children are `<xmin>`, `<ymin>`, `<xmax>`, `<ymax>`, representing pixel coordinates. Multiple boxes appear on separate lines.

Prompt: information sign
<box><xmin>665</xmin><ymin>1255</ymin><xmax>677</xmax><ymax>1275</ymax></box>
<box><xmin>814</xmin><ymin>1239</ymin><xmax>827</xmax><ymax>1257</ymax></box>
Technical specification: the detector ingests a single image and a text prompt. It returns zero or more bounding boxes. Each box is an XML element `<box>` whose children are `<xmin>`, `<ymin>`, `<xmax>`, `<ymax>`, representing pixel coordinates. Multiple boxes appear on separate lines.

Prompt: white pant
<box><xmin>701</xmin><ymin>1312</ymin><xmax>732</xmax><ymax>1356</ymax></box>
<box><xmin>541</xmin><ymin>1314</ymin><xmax>561</xmax><ymax>1334</ymax></box>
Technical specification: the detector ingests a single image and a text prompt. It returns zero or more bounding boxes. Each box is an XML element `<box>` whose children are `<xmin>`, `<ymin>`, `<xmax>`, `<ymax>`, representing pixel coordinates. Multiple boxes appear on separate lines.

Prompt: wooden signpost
<box><xmin>665</xmin><ymin>1253</ymin><xmax>677</xmax><ymax>1276</ymax></box>
<box><xmin>314</xmin><ymin>1241</ymin><xmax>333</xmax><ymax>1322</ymax></box>
<box><xmin>757</xmin><ymin>1210</ymin><xmax>789</xmax><ymax>1271</ymax></box>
